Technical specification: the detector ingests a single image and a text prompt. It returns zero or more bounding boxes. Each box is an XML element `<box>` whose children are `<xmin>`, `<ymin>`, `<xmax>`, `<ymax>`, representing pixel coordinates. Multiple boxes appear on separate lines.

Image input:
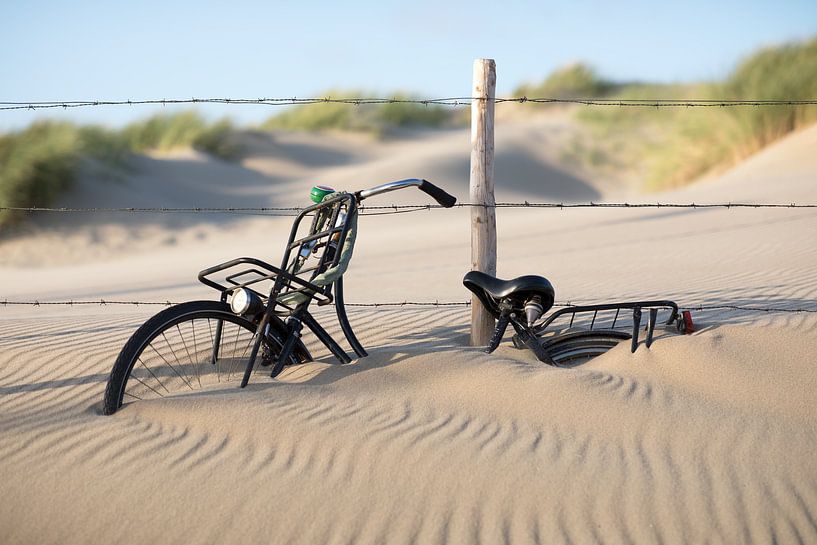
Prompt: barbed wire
<box><xmin>463</xmin><ymin>202</ymin><xmax>817</xmax><ymax>209</ymax></box>
<box><xmin>0</xmin><ymin>300</ymin><xmax>174</xmax><ymax>307</ymax></box>
<box><xmin>2</xmin><ymin>201</ymin><xmax>816</xmax><ymax>217</ymax></box>
<box><xmin>681</xmin><ymin>304</ymin><xmax>817</xmax><ymax>313</ymax></box>
<box><xmin>3</xmin><ymin>97</ymin><xmax>817</xmax><ymax>112</ymax></box>
<box><xmin>510</xmin><ymin>98</ymin><xmax>817</xmax><ymax>107</ymax></box>
<box><xmin>2</xmin><ymin>299</ymin><xmax>815</xmax><ymax>314</ymax></box>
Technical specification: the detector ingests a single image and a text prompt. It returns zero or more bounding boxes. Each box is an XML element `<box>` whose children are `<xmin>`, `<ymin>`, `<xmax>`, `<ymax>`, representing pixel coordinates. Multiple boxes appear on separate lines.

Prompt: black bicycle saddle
<box><xmin>463</xmin><ymin>271</ymin><xmax>555</xmax><ymax>319</ymax></box>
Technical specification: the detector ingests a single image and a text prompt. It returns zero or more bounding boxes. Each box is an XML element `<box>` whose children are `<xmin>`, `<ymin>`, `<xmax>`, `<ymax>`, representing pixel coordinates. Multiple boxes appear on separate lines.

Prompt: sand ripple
<box><xmin>2</xmin><ymin>310</ymin><xmax>817</xmax><ymax>544</ymax></box>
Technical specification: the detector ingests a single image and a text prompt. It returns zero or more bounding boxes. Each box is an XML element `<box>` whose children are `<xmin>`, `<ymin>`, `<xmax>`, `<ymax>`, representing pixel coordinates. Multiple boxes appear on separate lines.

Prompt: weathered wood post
<box><xmin>469</xmin><ymin>58</ymin><xmax>497</xmax><ymax>346</ymax></box>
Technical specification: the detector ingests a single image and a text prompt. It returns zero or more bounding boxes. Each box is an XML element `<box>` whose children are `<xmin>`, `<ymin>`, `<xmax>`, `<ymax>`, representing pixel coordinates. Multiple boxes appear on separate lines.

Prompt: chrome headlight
<box><xmin>230</xmin><ymin>288</ymin><xmax>262</xmax><ymax>316</ymax></box>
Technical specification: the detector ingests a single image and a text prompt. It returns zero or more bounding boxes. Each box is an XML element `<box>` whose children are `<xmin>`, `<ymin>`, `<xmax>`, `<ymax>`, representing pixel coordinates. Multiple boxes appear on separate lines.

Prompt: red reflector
<box><xmin>682</xmin><ymin>310</ymin><xmax>695</xmax><ymax>334</ymax></box>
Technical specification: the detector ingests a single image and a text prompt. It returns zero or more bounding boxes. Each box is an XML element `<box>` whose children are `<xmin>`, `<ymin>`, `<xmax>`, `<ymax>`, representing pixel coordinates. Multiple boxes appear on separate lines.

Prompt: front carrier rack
<box><xmin>198</xmin><ymin>191</ymin><xmax>367</xmax><ymax>385</ymax></box>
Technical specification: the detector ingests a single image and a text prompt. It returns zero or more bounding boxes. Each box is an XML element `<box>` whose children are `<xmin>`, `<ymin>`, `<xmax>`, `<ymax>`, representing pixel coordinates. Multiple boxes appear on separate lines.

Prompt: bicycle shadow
<box><xmin>0</xmin><ymin>373</ymin><xmax>111</xmax><ymax>395</ymax></box>
<box><xmin>274</xmin><ymin>317</ymin><xmax>502</xmax><ymax>387</ymax></box>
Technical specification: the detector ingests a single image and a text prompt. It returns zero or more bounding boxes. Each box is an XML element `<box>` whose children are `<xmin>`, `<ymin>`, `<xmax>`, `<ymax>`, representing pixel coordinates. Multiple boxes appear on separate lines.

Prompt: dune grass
<box><xmin>571</xmin><ymin>37</ymin><xmax>817</xmax><ymax>189</ymax></box>
<box><xmin>0</xmin><ymin>112</ymin><xmax>238</xmax><ymax>227</ymax></box>
<box><xmin>262</xmin><ymin>91</ymin><xmax>456</xmax><ymax>134</ymax></box>
<box><xmin>120</xmin><ymin>112</ymin><xmax>238</xmax><ymax>159</ymax></box>
<box><xmin>3</xmin><ymin>38</ymin><xmax>814</xmax><ymax>227</ymax></box>
<box><xmin>514</xmin><ymin>63</ymin><xmax>616</xmax><ymax>99</ymax></box>
<box><xmin>719</xmin><ymin>38</ymin><xmax>817</xmax><ymax>152</ymax></box>
<box><xmin>0</xmin><ymin>122</ymin><xmax>80</xmax><ymax>227</ymax></box>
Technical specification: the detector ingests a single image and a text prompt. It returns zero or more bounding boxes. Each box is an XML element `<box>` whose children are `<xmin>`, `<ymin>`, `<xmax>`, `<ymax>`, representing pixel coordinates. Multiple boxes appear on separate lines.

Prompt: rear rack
<box><xmin>529</xmin><ymin>300</ymin><xmax>681</xmax><ymax>353</ymax></box>
<box><xmin>535</xmin><ymin>300</ymin><xmax>678</xmax><ymax>332</ymax></box>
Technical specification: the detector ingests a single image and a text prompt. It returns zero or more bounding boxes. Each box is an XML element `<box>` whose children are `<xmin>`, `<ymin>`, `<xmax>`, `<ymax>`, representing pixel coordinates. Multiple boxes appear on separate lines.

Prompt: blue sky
<box><xmin>2</xmin><ymin>0</ymin><xmax>816</xmax><ymax>130</ymax></box>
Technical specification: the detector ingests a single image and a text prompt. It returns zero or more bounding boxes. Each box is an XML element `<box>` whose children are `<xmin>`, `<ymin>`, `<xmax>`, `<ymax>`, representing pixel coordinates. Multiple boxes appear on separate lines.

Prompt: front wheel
<box><xmin>102</xmin><ymin>300</ymin><xmax>300</xmax><ymax>415</ymax></box>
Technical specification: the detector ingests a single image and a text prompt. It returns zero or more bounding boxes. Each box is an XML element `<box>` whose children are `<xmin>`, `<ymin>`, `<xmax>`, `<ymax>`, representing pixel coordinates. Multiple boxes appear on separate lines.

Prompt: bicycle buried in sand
<box><xmin>102</xmin><ymin>179</ymin><xmax>456</xmax><ymax>414</ymax></box>
<box><xmin>463</xmin><ymin>271</ymin><xmax>694</xmax><ymax>367</ymax></box>
<box><xmin>102</xmin><ymin>178</ymin><xmax>694</xmax><ymax>415</ymax></box>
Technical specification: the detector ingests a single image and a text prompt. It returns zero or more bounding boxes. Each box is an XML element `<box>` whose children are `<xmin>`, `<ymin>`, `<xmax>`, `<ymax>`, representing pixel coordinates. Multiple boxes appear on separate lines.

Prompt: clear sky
<box><xmin>2</xmin><ymin>0</ymin><xmax>816</xmax><ymax>130</ymax></box>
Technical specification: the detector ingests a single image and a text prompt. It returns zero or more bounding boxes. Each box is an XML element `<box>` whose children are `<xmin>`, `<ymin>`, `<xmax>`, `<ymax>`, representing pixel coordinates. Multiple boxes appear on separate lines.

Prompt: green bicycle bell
<box><xmin>310</xmin><ymin>185</ymin><xmax>336</xmax><ymax>203</ymax></box>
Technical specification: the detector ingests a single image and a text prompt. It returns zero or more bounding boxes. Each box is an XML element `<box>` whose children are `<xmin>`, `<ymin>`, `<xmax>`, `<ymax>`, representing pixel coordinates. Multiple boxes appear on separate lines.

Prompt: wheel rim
<box><xmin>542</xmin><ymin>331</ymin><xmax>629</xmax><ymax>368</ymax></box>
<box><xmin>120</xmin><ymin>313</ymin><xmax>260</xmax><ymax>405</ymax></box>
<box><xmin>548</xmin><ymin>341</ymin><xmax>621</xmax><ymax>367</ymax></box>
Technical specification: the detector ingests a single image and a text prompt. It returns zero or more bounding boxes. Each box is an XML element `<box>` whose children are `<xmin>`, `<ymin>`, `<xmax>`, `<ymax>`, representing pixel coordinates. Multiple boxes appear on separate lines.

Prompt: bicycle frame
<box><xmin>464</xmin><ymin>268</ymin><xmax>691</xmax><ymax>365</ymax></box>
<box><xmin>197</xmin><ymin>179</ymin><xmax>457</xmax><ymax>387</ymax></box>
<box><xmin>105</xmin><ymin>174</ymin><xmax>697</xmax><ymax>415</ymax></box>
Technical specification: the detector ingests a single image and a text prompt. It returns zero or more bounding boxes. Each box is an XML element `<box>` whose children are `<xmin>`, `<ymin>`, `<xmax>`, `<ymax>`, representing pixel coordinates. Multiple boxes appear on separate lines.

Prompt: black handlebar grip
<box><xmin>419</xmin><ymin>180</ymin><xmax>457</xmax><ymax>208</ymax></box>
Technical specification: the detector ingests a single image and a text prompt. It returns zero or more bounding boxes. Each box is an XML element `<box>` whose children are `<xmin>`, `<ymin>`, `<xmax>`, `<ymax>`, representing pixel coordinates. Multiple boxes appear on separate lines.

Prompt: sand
<box><xmin>1</xmin><ymin>118</ymin><xmax>816</xmax><ymax>544</ymax></box>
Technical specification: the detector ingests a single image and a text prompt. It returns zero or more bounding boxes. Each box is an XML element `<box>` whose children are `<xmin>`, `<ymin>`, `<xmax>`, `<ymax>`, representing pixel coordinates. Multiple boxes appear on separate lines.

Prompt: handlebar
<box><xmin>356</xmin><ymin>178</ymin><xmax>457</xmax><ymax>208</ymax></box>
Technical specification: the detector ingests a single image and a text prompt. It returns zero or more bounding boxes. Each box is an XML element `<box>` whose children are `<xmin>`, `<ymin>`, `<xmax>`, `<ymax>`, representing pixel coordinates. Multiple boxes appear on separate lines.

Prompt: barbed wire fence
<box><xmin>2</xmin><ymin>299</ymin><xmax>815</xmax><ymax>314</ymax></box>
<box><xmin>4</xmin><ymin>97</ymin><xmax>817</xmax><ymax>111</ymax></box>
<box><xmin>2</xmin><ymin>93</ymin><xmax>817</xmax><ymax>316</ymax></box>
<box><xmin>2</xmin><ymin>202</ymin><xmax>816</xmax><ymax>217</ymax></box>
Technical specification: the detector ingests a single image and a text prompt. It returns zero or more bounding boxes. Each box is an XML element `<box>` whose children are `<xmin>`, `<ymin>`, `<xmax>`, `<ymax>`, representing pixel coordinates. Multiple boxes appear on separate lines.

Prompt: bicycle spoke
<box><xmin>106</xmin><ymin>303</ymin><xmax>266</xmax><ymax>414</ymax></box>
<box><xmin>133</xmin><ymin>360</ymin><xmax>169</xmax><ymax>396</ymax></box>
<box><xmin>148</xmin><ymin>342</ymin><xmax>195</xmax><ymax>391</ymax></box>
<box><xmin>178</xmin><ymin>321</ymin><xmax>203</xmax><ymax>388</ymax></box>
<box><xmin>160</xmin><ymin>331</ymin><xmax>196</xmax><ymax>390</ymax></box>
<box><xmin>241</xmin><ymin>333</ymin><xmax>256</xmax><ymax>363</ymax></box>
<box><xmin>207</xmin><ymin>318</ymin><xmax>221</xmax><ymax>383</ymax></box>
<box><xmin>226</xmin><ymin>322</ymin><xmax>244</xmax><ymax>380</ymax></box>
<box><xmin>191</xmin><ymin>319</ymin><xmax>204</xmax><ymax>388</ymax></box>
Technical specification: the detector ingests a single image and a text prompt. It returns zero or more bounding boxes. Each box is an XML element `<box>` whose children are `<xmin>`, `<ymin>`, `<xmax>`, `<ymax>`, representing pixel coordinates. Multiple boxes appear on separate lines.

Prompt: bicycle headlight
<box><xmin>230</xmin><ymin>288</ymin><xmax>262</xmax><ymax>316</ymax></box>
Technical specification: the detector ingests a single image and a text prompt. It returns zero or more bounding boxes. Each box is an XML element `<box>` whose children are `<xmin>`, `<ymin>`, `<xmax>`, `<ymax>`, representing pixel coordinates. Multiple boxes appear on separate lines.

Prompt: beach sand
<box><xmin>1</xmin><ymin>119</ymin><xmax>816</xmax><ymax>544</ymax></box>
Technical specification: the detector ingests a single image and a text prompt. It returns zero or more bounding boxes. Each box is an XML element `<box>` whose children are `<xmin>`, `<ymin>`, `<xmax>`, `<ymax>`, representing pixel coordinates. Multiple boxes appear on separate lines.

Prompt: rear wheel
<box><xmin>102</xmin><ymin>300</ymin><xmax>298</xmax><ymax>415</ymax></box>
<box><xmin>541</xmin><ymin>330</ymin><xmax>631</xmax><ymax>368</ymax></box>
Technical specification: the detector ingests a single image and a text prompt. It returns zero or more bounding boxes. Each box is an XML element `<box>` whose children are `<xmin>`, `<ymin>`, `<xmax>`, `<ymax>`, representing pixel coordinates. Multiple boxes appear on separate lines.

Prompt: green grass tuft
<box><xmin>120</xmin><ymin>111</ymin><xmax>239</xmax><ymax>160</ymax></box>
<box><xmin>514</xmin><ymin>63</ymin><xmax>616</xmax><ymax>99</ymax></box>
<box><xmin>262</xmin><ymin>91</ymin><xmax>361</xmax><ymax>132</ymax></box>
<box><xmin>262</xmin><ymin>90</ymin><xmax>456</xmax><ymax>134</ymax></box>
<box><xmin>0</xmin><ymin>122</ymin><xmax>81</xmax><ymax>226</ymax></box>
<box><xmin>571</xmin><ymin>37</ymin><xmax>817</xmax><ymax>189</ymax></box>
<box><xmin>0</xmin><ymin>112</ymin><xmax>240</xmax><ymax>227</ymax></box>
<box><xmin>719</xmin><ymin>37</ymin><xmax>817</xmax><ymax>153</ymax></box>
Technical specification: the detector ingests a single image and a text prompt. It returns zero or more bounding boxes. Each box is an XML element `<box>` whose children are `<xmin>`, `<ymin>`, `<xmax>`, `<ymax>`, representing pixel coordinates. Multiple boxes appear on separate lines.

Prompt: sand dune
<box><xmin>2</xmin><ymin>312</ymin><xmax>816</xmax><ymax>544</ymax></box>
<box><xmin>1</xmin><ymin>121</ymin><xmax>816</xmax><ymax>544</ymax></box>
<box><xmin>0</xmin><ymin>113</ymin><xmax>602</xmax><ymax>268</ymax></box>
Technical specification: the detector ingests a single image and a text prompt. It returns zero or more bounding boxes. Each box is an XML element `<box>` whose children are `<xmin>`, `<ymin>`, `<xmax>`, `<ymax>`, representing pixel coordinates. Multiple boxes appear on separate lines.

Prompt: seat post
<box><xmin>485</xmin><ymin>311</ymin><xmax>510</xmax><ymax>354</ymax></box>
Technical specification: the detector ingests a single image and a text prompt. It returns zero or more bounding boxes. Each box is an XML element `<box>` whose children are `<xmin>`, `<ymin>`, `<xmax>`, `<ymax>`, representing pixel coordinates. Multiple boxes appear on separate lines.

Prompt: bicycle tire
<box><xmin>541</xmin><ymin>330</ymin><xmax>631</xmax><ymax>368</ymax></box>
<box><xmin>102</xmin><ymin>300</ymin><xmax>299</xmax><ymax>415</ymax></box>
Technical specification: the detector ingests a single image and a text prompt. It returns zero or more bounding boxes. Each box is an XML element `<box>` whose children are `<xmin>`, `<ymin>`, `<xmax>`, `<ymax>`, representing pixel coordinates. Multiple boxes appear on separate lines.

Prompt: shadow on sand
<box><xmin>429</xmin><ymin>149</ymin><xmax>601</xmax><ymax>202</ymax></box>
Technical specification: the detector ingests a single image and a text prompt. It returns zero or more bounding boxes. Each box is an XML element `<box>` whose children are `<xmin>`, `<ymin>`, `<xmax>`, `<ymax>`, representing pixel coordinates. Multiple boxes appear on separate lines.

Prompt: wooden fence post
<box><xmin>470</xmin><ymin>58</ymin><xmax>497</xmax><ymax>346</ymax></box>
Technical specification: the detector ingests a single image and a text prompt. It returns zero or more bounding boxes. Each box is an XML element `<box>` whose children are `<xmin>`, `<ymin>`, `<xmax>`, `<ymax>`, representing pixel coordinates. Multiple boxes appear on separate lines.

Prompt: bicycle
<box><xmin>463</xmin><ymin>271</ymin><xmax>694</xmax><ymax>367</ymax></box>
<box><xmin>102</xmin><ymin>179</ymin><xmax>456</xmax><ymax>415</ymax></box>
